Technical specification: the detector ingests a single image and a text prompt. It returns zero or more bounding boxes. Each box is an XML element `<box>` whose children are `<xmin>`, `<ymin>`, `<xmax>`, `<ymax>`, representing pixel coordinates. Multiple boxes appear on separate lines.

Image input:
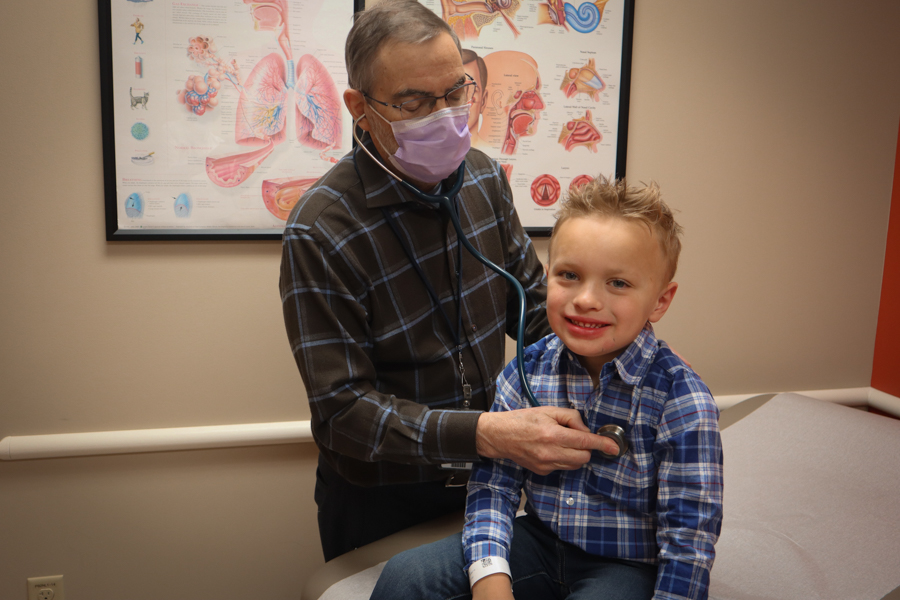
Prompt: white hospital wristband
<box><xmin>468</xmin><ymin>556</ymin><xmax>512</xmax><ymax>588</ymax></box>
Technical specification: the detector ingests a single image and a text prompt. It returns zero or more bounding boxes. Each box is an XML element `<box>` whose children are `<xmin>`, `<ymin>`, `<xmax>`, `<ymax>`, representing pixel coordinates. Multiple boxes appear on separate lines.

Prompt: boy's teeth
<box><xmin>573</xmin><ymin>320</ymin><xmax>603</xmax><ymax>328</ymax></box>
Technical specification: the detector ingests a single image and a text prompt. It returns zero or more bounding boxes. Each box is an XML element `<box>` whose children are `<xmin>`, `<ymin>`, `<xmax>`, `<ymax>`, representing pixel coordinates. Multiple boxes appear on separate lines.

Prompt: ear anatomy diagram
<box><xmin>261</xmin><ymin>176</ymin><xmax>318</xmax><ymax>220</ymax></box>
<box><xmin>125</xmin><ymin>193</ymin><xmax>144</xmax><ymax>218</ymax></box>
<box><xmin>479</xmin><ymin>51</ymin><xmax>545</xmax><ymax>155</ymax></box>
<box><xmin>174</xmin><ymin>193</ymin><xmax>192</xmax><ymax>217</ymax></box>
<box><xmin>176</xmin><ymin>0</ymin><xmax>343</xmax><ymax>189</ymax></box>
<box><xmin>558</xmin><ymin>110</ymin><xmax>602</xmax><ymax>152</ymax></box>
<box><xmin>569</xmin><ymin>174</ymin><xmax>593</xmax><ymax>190</ymax></box>
<box><xmin>561</xmin><ymin>59</ymin><xmax>605</xmax><ymax>100</ymax></box>
<box><xmin>441</xmin><ymin>0</ymin><xmax>522</xmax><ymax>40</ymax></box>
<box><xmin>538</xmin><ymin>0</ymin><xmax>608</xmax><ymax>33</ymax></box>
<box><xmin>531</xmin><ymin>174</ymin><xmax>561</xmax><ymax>207</ymax></box>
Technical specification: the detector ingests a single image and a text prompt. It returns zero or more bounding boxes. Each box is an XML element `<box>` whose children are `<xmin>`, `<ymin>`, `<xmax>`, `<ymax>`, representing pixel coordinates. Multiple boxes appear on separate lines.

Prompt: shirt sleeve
<box><xmin>493</xmin><ymin>163</ymin><xmax>551</xmax><ymax>346</ymax></box>
<box><xmin>280</xmin><ymin>221</ymin><xmax>481</xmax><ymax>469</ymax></box>
<box><xmin>462</xmin><ymin>360</ymin><xmax>527</xmax><ymax>582</ymax></box>
<box><xmin>652</xmin><ymin>371</ymin><xmax>724</xmax><ymax>600</ymax></box>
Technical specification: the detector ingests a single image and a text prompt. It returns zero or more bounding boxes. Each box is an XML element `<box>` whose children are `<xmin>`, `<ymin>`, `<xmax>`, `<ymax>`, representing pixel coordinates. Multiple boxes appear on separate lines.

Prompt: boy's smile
<box><xmin>546</xmin><ymin>215</ymin><xmax>678</xmax><ymax>383</ymax></box>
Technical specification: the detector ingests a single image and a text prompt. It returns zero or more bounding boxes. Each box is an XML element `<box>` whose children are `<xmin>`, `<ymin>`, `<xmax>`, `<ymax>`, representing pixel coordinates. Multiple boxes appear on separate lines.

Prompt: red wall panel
<box><xmin>871</xmin><ymin>122</ymin><xmax>900</xmax><ymax>396</ymax></box>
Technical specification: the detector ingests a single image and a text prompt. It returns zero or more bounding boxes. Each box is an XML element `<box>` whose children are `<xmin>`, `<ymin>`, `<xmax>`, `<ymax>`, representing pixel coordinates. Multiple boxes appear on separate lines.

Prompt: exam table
<box><xmin>301</xmin><ymin>393</ymin><xmax>900</xmax><ymax>600</ymax></box>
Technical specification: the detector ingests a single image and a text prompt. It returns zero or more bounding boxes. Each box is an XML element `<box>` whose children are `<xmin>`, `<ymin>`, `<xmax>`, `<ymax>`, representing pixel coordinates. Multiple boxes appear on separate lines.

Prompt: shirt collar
<box><xmin>607</xmin><ymin>323</ymin><xmax>659</xmax><ymax>386</ymax></box>
<box><xmin>552</xmin><ymin>323</ymin><xmax>659</xmax><ymax>387</ymax></box>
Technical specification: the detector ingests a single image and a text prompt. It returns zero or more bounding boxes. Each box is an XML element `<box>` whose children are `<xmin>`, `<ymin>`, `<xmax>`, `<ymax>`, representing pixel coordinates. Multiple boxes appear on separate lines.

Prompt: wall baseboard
<box><xmin>2</xmin><ymin>387</ymin><xmax>897</xmax><ymax>461</ymax></box>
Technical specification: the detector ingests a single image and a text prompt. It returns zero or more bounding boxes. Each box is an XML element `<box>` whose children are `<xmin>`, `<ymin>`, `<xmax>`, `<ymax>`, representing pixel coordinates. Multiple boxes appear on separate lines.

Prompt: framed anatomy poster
<box><xmin>100</xmin><ymin>0</ymin><xmax>362</xmax><ymax>240</ymax></box>
<box><xmin>422</xmin><ymin>0</ymin><xmax>635</xmax><ymax>235</ymax></box>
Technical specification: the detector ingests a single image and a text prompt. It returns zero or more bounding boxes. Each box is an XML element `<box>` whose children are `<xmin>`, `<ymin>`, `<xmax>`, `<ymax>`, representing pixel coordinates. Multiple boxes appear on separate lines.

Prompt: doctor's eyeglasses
<box><xmin>363</xmin><ymin>74</ymin><xmax>477</xmax><ymax>120</ymax></box>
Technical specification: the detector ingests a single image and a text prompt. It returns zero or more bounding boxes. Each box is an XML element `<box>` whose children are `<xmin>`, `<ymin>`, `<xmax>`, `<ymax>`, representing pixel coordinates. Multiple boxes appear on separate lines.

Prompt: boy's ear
<box><xmin>648</xmin><ymin>281</ymin><xmax>678</xmax><ymax>324</ymax></box>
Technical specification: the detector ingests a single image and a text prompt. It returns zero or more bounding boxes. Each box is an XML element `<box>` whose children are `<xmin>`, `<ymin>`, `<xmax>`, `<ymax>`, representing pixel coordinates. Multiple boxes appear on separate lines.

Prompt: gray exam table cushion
<box><xmin>303</xmin><ymin>393</ymin><xmax>900</xmax><ymax>600</ymax></box>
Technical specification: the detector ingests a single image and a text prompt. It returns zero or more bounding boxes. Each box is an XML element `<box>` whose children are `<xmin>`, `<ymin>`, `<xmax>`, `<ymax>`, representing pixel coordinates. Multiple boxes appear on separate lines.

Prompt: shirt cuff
<box><xmin>426</xmin><ymin>409</ymin><xmax>481</xmax><ymax>460</ymax></box>
<box><xmin>467</xmin><ymin>555</ymin><xmax>511</xmax><ymax>588</ymax></box>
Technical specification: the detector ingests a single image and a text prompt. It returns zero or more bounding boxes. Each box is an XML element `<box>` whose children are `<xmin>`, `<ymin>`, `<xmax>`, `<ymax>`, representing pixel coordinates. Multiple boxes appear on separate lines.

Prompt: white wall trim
<box><xmin>0</xmin><ymin>421</ymin><xmax>314</xmax><ymax>461</ymax></box>
<box><xmin>2</xmin><ymin>387</ymin><xmax>898</xmax><ymax>461</ymax></box>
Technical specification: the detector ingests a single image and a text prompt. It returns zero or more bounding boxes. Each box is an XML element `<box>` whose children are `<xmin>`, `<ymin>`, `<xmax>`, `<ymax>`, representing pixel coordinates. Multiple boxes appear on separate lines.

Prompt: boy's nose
<box><xmin>574</xmin><ymin>286</ymin><xmax>604</xmax><ymax>310</ymax></box>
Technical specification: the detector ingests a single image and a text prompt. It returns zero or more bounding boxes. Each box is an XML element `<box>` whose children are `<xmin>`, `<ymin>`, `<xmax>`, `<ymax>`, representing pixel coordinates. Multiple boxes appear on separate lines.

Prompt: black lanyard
<box><xmin>353</xmin><ymin>140</ymin><xmax>474</xmax><ymax>406</ymax></box>
<box><xmin>382</xmin><ymin>196</ymin><xmax>474</xmax><ymax>406</ymax></box>
<box><xmin>381</xmin><ymin>197</ymin><xmax>464</xmax><ymax>349</ymax></box>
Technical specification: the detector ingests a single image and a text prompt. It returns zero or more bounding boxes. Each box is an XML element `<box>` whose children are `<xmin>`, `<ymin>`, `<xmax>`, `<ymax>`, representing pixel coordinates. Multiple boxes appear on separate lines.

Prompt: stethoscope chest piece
<box><xmin>597</xmin><ymin>424</ymin><xmax>629</xmax><ymax>459</ymax></box>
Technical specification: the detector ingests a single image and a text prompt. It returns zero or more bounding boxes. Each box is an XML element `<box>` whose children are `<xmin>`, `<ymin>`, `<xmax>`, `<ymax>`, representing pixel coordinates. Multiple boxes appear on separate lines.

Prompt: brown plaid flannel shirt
<box><xmin>280</xmin><ymin>139</ymin><xmax>548</xmax><ymax>486</ymax></box>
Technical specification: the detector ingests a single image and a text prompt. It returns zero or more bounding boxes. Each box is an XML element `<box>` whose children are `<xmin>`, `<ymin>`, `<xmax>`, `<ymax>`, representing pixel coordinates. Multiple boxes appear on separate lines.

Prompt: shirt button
<box><xmin>566</xmin><ymin>497</ymin><xmax>575</xmax><ymax>506</ymax></box>
<box><xmin>472</xmin><ymin>324</ymin><xmax>477</xmax><ymax>331</ymax></box>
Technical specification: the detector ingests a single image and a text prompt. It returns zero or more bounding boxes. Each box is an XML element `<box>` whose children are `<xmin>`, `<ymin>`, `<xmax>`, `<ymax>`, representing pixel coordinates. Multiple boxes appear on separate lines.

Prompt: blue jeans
<box><xmin>370</xmin><ymin>513</ymin><xmax>656</xmax><ymax>600</ymax></box>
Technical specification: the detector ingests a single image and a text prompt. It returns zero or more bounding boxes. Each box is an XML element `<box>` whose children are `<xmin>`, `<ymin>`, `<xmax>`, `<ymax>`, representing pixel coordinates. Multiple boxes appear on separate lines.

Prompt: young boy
<box><xmin>371</xmin><ymin>176</ymin><xmax>723</xmax><ymax>600</ymax></box>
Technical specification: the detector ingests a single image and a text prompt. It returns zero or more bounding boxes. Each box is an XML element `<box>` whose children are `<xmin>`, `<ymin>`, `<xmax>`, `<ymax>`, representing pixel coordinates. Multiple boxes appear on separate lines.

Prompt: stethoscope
<box><xmin>351</xmin><ymin>116</ymin><xmax>628</xmax><ymax>459</ymax></box>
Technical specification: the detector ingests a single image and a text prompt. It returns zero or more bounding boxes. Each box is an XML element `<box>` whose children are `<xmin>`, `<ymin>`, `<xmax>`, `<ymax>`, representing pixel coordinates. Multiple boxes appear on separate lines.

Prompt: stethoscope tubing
<box><xmin>414</xmin><ymin>170</ymin><xmax>541</xmax><ymax>409</ymax></box>
<box><xmin>351</xmin><ymin>118</ymin><xmax>539</xmax><ymax>408</ymax></box>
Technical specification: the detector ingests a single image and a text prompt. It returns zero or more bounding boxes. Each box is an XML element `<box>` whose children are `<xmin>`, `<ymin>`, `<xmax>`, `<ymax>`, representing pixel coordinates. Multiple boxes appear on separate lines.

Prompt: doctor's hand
<box><xmin>475</xmin><ymin>407</ymin><xmax>620</xmax><ymax>475</ymax></box>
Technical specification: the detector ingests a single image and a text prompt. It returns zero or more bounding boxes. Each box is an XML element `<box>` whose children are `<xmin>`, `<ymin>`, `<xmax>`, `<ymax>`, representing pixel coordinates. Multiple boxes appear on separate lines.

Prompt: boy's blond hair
<box><xmin>551</xmin><ymin>175</ymin><xmax>683</xmax><ymax>282</ymax></box>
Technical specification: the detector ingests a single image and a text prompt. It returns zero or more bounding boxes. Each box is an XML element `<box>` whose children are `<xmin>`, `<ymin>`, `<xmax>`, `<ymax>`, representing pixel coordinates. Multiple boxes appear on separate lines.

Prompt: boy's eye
<box><xmin>610</xmin><ymin>279</ymin><xmax>628</xmax><ymax>289</ymax></box>
<box><xmin>561</xmin><ymin>271</ymin><xmax>579</xmax><ymax>281</ymax></box>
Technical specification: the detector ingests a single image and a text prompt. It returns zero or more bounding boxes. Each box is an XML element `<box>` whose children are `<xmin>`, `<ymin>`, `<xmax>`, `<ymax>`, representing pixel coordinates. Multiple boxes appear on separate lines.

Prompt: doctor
<box><xmin>279</xmin><ymin>0</ymin><xmax>619</xmax><ymax>562</ymax></box>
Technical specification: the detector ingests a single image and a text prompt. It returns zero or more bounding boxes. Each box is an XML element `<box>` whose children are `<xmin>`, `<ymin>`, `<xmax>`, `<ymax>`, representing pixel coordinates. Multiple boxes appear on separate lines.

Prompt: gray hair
<box><xmin>345</xmin><ymin>0</ymin><xmax>461</xmax><ymax>93</ymax></box>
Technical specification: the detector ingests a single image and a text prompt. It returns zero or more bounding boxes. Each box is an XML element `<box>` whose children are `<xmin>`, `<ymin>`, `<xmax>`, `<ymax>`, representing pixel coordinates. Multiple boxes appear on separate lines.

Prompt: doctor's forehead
<box><xmin>372</xmin><ymin>35</ymin><xmax>464</xmax><ymax>92</ymax></box>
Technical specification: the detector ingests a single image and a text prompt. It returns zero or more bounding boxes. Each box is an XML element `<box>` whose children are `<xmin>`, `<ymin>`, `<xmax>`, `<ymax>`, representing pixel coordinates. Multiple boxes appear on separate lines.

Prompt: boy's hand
<box><xmin>476</xmin><ymin>407</ymin><xmax>620</xmax><ymax>475</ymax></box>
<box><xmin>472</xmin><ymin>573</ymin><xmax>515</xmax><ymax>600</ymax></box>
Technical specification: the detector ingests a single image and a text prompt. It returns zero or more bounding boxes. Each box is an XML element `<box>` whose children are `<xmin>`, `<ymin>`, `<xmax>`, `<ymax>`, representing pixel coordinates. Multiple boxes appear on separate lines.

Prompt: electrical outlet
<box><xmin>26</xmin><ymin>575</ymin><xmax>64</xmax><ymax>600</ymax></box>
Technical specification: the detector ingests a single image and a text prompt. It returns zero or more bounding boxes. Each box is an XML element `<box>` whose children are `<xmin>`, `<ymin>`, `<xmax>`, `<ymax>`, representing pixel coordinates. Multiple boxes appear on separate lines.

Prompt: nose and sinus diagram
<box><xmin>176</xmin><ymin>0</ymin><xmax>340</xmax><ymax>218</ymax></box>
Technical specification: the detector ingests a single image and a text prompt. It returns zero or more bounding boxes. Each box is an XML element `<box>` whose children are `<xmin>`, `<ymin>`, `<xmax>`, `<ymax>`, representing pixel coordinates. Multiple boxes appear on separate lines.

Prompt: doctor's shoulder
<box><xmin>284</xmin><ymin>158</ymin><xmax>366</xmax><ymax>230</ymax></box>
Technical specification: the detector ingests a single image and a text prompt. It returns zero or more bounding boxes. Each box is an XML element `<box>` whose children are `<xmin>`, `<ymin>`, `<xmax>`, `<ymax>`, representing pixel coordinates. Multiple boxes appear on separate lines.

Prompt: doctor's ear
<box><xmin>344</xmin><ymin>89</ymin><xmax>369</xmax><ymax>131</ymax></box>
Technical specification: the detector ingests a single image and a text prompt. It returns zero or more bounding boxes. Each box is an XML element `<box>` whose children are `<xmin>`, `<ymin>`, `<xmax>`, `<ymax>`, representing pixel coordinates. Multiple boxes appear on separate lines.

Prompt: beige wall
<box><xmin>1</xmin><ymin>1</ymin><xmax>898</xmax><ymax>598</ymax></box>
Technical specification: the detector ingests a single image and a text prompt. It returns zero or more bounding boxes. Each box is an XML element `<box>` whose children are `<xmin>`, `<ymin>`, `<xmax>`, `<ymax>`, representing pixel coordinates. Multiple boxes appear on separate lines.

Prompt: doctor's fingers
<box><xmin>538</xmin><ymin>406</ymin><xmax>622</xmax><ymax>457</ymax></box>
<box><xmin>553</xmin><ymin>427</ymin><xmax>621</xmax><ymax>460</ymax></box>
<box><xmin>475</xmin><ymin>408</ymin><xmax>617</xmax><ymax>473</ymax></box>
<box><xmin>519</xmin><ymin>433</ymin><xmax>619</xmax><ymax>474</ymax></box>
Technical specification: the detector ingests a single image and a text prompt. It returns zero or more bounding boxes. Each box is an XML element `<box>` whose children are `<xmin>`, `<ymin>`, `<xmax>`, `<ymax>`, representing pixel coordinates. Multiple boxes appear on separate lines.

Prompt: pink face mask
<box><xmin>370</xmin><ymin>105</ymin><xmax>471</xmax><ymax>183</ymax></box>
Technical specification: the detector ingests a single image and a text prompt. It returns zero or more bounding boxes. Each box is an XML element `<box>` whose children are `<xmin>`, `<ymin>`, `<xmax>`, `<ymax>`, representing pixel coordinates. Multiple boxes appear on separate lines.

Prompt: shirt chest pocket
<box><xmin>583</xmin><ymin>453</ymin><xmax>657</xmax><ymax>516</ymax></box>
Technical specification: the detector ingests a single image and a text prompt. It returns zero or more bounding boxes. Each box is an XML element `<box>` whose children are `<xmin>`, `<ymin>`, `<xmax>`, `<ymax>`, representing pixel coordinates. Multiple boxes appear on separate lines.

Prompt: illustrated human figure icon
<box><xmin>131</xmin><ymin>18</ymin><xmax>144</xmax><ymax>44</ymax></box>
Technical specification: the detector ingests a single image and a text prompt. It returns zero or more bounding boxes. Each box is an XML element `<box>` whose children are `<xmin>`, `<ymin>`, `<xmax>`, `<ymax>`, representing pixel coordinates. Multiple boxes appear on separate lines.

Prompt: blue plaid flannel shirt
<box><xmin>463</xmin><ymin>325</ymin><xmax>723</xmax><ymax>600</ymax></box>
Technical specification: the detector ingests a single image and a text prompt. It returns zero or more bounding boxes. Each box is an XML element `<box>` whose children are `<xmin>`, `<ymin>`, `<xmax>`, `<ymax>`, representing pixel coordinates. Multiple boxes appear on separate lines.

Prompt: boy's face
<box><xmin>546</xmin><ymin>215</ymin><xmax>678</xmax><ymax>380</ymax></box>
